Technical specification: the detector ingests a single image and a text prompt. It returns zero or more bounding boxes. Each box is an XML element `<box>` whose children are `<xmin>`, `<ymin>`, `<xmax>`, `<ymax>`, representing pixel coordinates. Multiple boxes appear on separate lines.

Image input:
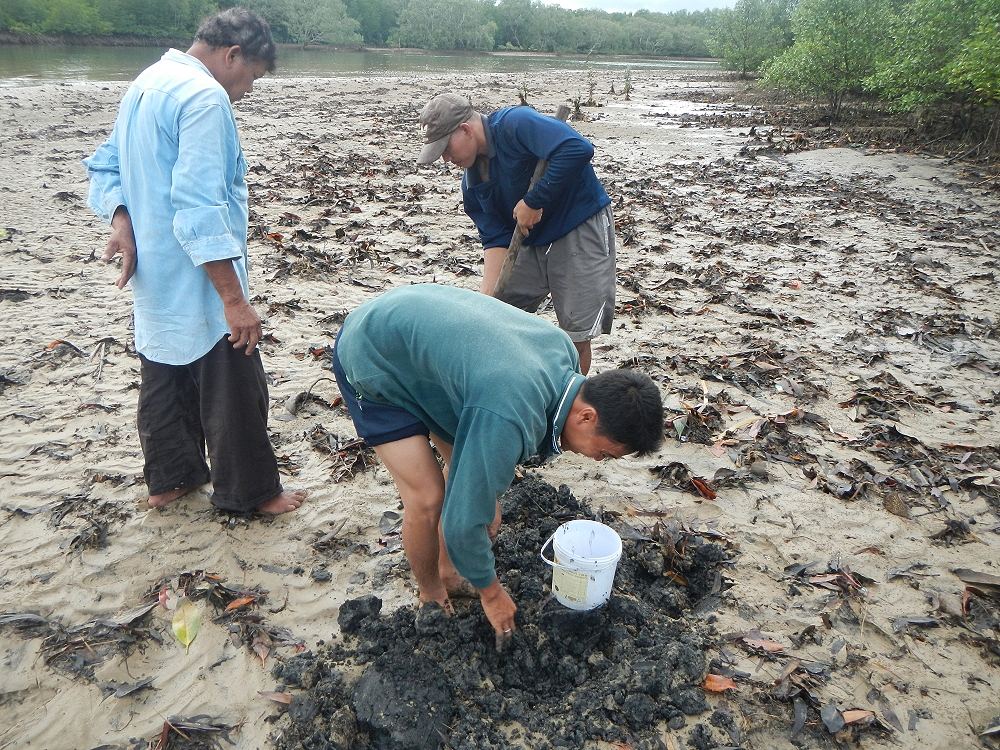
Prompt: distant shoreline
<box><xmin>0</xmin><ymin>32</ymin><xmax>713</xmax><ymax>63</ymax></box>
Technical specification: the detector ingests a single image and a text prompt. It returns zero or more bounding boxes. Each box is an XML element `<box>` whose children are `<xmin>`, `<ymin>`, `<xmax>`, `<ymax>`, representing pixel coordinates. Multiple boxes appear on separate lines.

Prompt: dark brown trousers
<box><xmin>137</xmin><ymin>337</ymin><xmax>282</xmax><ymax>513</ymax></box>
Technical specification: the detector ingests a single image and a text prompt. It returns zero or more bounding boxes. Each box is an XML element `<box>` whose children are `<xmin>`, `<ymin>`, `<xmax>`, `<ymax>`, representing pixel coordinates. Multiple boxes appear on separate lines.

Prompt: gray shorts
<box><xmin>498</xmin><ymin>205</ymin><xmax>616</xmax><ymax>342</ymax></box>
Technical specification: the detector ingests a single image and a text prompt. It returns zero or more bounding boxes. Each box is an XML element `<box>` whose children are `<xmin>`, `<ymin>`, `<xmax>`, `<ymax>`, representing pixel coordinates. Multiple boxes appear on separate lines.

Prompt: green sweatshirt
<box><xmin>337</xmin><ymin>284</ymin><xmax>583</xmax><ymax>588</ymax></box>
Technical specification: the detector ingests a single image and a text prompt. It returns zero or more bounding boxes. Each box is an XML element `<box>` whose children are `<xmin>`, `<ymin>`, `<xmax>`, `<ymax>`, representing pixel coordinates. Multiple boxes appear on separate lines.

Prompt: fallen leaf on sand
<box><xmin>252</xmin><ymin>630</ymin><xmax>272</xmax><ymax>667</ymax></box>
<box><xmin>883</xmin><ymin>493</ymin><xmax>911</xmax><ymax>518</ymax></box>
<box><xmin>664</xmin><ymin>570</ymin><xmax>688</xmax><ymax>586</ymax></box>
<box><xmin>171</xmin><ymin>599</ymin><xmax>201</xmax><ymax>652</ymax></box>
<box><xmin>259</xmin><ymin>690</ymin><xmax>293</xmax><ymax>705</ymax></box>
<box><xmin>842</xmin><ymin>709</ymin><xmax>875</xmax><ymax>724</ymax></box>
<box><xmin>743</xmin><ymin>636</ymin><xmax>784</xmax><ymax>653</ymax></box>
<box><xmin>708</xmin><ymin>441</ymin><xmax>728</xmax><ymax>457</ymax></box>
<box><xmin>953</xmin><ymin>568</ymin><xmax>1000</xmax><ymax>600</ymax></box>
<box><xmin>225</xmin><ymin>596</ymin><xmax>256</xmax><ymax>612</ymax></box>
<box><xmin>690</xmin><ymin>477</ymin><xmax>717</xmax><ymax>500</ymax></box>
<box><xmin>703</xmin><ymin>674</ymin><xmax>738</xmax><ymax>692</ymax></box>
<box><xmin>821</xmin><ymin>702</ymin><xmax>845</xmax><ymax>733</ymax></box>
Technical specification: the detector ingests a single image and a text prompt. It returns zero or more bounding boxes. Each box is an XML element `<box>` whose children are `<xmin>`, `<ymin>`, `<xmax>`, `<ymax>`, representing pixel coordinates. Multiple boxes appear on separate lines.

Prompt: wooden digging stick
<box><xmin>492</xmin><ymin>104</ymin><xmax>571</xmax><ymax>298</ymax></box>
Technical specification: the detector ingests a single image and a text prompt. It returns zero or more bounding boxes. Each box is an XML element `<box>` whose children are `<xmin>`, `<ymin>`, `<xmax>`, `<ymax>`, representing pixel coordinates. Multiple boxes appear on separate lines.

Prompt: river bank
<box><xmin>1</xmin><ymin>67</ymin><xmax>998</xmax><ymax>749</ymax></box>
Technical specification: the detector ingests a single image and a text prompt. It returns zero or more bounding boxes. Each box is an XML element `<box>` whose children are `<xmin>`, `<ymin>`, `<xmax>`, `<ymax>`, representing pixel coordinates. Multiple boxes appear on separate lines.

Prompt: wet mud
<box><xmin>272</xmin><ymin>477</ymin><xmax>733</xmax><ymax>750</ymax></box>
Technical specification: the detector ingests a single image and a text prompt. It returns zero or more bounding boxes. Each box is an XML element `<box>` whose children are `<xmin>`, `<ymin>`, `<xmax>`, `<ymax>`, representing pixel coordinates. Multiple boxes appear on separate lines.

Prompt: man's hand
<box><xmin>203</xmin><ymin>259</ymin><xmax>261</xmax><ymax>356</ymax></box>
<box><xmin>104</xmin><ymin>206</ymin><xmax>137</xmax><ymax>289</ymax></box>
<box><xmin>223</xmin><ymin>298</ymin><xmax>262</xmax><ymax>355</ymax></box>
<box><xmin>479</xmin><ymin>579</ymin><xmax>517</xmax><ymax>651</ymax></box>
<box><xmin>512</xmin><ymin>200</ymin><xmax>543</xmax><ymax>236</ymax></box>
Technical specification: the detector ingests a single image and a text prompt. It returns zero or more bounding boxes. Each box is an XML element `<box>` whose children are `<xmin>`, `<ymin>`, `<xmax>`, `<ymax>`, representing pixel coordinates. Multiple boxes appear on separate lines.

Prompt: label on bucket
<box><xmin>553</xmin><ymin>567</ymin><xmax>589</xmax><ymax>602</ymax></box>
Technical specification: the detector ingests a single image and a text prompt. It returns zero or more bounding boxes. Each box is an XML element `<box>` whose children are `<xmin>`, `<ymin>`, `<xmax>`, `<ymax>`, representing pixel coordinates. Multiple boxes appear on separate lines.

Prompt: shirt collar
<box><xmin>481</xmin><ymin>113</ymin><xmax>496</xmax><ymax>160</ymax></box>
<box><xmin>162</xmin><ymin>48</ymin><xmax>213</xmax><ymax>78</ymax></box>
<box><xmin>549</xmin><ymin>373</ymin><xmax>585</xmax><ymax>456</ymax></box>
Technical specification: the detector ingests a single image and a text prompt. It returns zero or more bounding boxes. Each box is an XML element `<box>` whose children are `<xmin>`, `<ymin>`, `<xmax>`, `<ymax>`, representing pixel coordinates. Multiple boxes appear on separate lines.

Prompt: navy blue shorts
<box><xmin>331</xmin><ymin>332</ymin><xmax>429</xmax><ymax>447</ymax></box>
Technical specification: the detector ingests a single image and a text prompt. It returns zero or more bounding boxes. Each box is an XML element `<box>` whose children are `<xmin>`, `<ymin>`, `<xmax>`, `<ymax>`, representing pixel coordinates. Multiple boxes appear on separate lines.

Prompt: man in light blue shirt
<box><xmin>84</xmin><ymin>8</ymin><xmax>305</xmax><ymax>515</ymax></box>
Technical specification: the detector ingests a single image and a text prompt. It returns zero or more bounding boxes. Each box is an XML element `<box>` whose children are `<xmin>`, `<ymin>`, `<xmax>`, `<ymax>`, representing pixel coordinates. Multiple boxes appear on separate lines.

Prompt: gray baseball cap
<box><xmin>417</xmin><ymin>93</ymin><xmax>473</xmax><ymax>164</ymax></box>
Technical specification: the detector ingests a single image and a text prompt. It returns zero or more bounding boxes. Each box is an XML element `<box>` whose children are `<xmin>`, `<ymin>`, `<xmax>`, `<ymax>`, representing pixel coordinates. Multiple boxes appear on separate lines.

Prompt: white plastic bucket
<box><xmin>540</xmin><ymin>520</ymin><xmax>623</xmax><ymax>611</ymax></box>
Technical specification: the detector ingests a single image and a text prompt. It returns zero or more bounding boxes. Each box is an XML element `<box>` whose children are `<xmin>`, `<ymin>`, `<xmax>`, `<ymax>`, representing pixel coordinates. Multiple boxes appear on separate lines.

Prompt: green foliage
<box><xmin>763</xmin><ymin>0</ymin><xmax>891</xmax><ymax>118</ymax></box>
<box><xmin>395</xmin><ymin>0</ymin><xmax>496</xmax><ymax>50</ymax></box>
<box><xmin>1</xmin><ymin>0</ymin><xmax>42</xmax><ymax>32</ymax></box>
<box><xmin>1</xmin><ymin>0</ymin><xmax>215</xmax><ymax>37</ymax></box>
<box><xmin>96</xmin><ymin>0</ymin><xmax>216</xmax><ymax>37</ymax></box>
<box><xmin>709</xmin><ymin>0</ymin><xmax>792</xmax><ymax>76</ymax></box>
<box><xmin>244</xmin><ymin>0</ymin><xmax>360</xmax><ymax>45</ymax></box>
<box><xmin>867</xmin><ymin>0</ymin><xmax>995</xmax><ymax>111</ymax></box>
<box><xmin>281</xmin><ymin>0</ymin><xmax>360</xmax><ymax>46</ymax></box>
<box><xmin>948</xmin><ymin>14</ymin><xmax>1000</xmax><ymax>105</ymax></box>
<box><xmin>492</xmin><ymin>0</ymin><xmax>542</xmax><ymax>51</ymax></box>
<box><xmin>41</xmin><ymin>0</ymin><xmax>107</xmax><ymax>33</ymax></box>
<box><xmin>343</xmin><ymin>0</ymin><xmax>400</xmax><ymax>45</ymax></box>
<box><xmin>753</xmin><ymin>0</ymin><xmax>997</xmax><ymax>128</ymax></box>
<box><xmin>2</xmin><ymin>0</ymin><xmax>718</xmax><ymax>55</ymax></box>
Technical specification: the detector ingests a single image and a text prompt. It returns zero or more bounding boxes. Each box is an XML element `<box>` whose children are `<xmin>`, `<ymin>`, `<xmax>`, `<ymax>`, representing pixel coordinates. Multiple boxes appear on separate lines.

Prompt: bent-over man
<box><xmin>418</xmin><ymin>92</ymin><xmax>616</xmax><ymax>374</ymax></box>
<box><xmin>332</xmin><ymin>284</ymin><xmax>663</xmax><ymax>644</ymax></box>
<box><xmin>84</xmin><ymin>8</ymin><xmax>305</xmax><ymax>515</ymax></box>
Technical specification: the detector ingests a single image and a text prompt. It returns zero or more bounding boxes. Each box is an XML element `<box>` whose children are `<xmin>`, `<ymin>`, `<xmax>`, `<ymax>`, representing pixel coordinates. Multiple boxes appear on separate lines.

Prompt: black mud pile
<box><xmin>272</xmin><ymin>476</ymin><xmax>733</xmax><ymax>750</ymax></box>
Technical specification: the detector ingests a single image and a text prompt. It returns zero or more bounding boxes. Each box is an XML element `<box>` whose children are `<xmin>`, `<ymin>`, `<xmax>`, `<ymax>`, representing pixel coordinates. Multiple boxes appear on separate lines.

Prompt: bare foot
<box><xmin>441</xmin><ymin>572</ymin><xmax>478</xmax><ymax>599</ymax></box>
<box><xmin>418</xmin><ymin>582</ymin><xmax>455</xmax><ymax>615</ymax></box>
<box><xmin>419</xmin><ymin>593</ymin><xmax>455</xmax><ymax>616</ymax></box>
<box><xmin>148</xmin><ymin>487</ymin><xmax>191</xmax><ymax>509</ymax></box>
<box><xmin>256</xmin><ymin>490</ymin><xmax>307</xmax><ymax>515</ymax></box>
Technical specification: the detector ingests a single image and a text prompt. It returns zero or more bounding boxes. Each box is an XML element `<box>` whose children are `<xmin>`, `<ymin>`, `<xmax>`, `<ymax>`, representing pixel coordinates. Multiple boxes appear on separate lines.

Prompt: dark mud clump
<box><xmin>272</xmin><ymin>476</ymin><xmax>734</xmax><ymax>750</ymax></box>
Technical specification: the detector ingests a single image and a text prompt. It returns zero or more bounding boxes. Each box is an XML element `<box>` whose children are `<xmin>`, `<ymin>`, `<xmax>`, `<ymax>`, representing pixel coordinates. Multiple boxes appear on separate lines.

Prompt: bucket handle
<box><xmin>540</xmin><ymin>531</ymin><xmax>577</xmax><ymax>573</ymax></box>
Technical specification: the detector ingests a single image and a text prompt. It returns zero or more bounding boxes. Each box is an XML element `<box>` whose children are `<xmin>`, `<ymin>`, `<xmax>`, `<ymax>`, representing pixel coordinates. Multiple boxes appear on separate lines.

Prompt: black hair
<box><xmin>582</xmin><ymin>369</ymin><xmax>664</xmax><ymax>456</ymax></box>
<box><xmin>195</xmin><ymin>8</ymin><xmax>277</xmax><ymax>73</ymax></box>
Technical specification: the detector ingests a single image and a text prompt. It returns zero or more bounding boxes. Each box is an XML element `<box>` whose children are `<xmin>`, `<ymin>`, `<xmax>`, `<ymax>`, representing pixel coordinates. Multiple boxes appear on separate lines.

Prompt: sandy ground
<box><xmin>1</xmin><ymin>67</ymin><xmax>998</xmax><ymax>749</ymax></box>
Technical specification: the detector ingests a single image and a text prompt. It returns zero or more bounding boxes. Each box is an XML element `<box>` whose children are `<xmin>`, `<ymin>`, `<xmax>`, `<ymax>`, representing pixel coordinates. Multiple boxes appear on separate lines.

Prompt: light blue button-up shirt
<box><xmin>84</xmin><ymin>49</ymin><xmax>250</xmax><ymax>366</ymax></box>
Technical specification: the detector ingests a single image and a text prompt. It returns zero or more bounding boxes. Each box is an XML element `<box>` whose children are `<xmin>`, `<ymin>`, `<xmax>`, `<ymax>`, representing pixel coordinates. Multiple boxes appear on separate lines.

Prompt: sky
<box><xmin>543</xmin><ymin>0</ymin><xmax>735</xmax><ymax>11</ymax></box>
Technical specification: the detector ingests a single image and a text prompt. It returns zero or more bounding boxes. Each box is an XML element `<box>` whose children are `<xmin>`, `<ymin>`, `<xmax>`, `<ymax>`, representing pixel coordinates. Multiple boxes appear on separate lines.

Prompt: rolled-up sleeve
<box><xmin>84</xmin><ymin>135</ymin><xmax>126</xmax><ymax>224</ymax></box>
<box><xmin>170</xmin><ymin>102</ymin><xmax>242</xmax><ymax>266</ymax></box>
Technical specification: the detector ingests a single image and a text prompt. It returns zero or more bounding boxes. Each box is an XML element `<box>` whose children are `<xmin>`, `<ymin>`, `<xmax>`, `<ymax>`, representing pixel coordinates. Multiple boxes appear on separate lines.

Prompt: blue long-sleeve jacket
<box><xmin>462</xmin><ymin>106</ymin><xmax>611</xmax><ymax>250</ymax></box>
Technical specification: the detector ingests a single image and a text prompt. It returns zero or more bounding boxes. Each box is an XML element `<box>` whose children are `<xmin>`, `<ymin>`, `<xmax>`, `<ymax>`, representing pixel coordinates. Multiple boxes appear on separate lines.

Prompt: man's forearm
<box><xmin>111</xmin><ymin>205</ymin><xmax>132</xmax><ymax>229</ymax></box>
<box><xmin>202</xmin><ymin>259</ymin><xmax>261</xmax><ymax>353</ymax></box>
<box><xmin>481</xmin><ymin>246</ymin><xmax>508</xmax><ymax>295</ymax></box>
<box><xmin>203</xmin><ymin>259</ymin><xmax>245</xmax><ymax>304</ymax></box>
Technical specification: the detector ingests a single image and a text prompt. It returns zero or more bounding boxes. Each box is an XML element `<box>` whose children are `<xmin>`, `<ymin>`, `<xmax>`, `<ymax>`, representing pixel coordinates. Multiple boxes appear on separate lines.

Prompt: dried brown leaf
<box><xmin>842</xmin><ymin>709</ymin><xmax>875</xmax><ymax>724</ymax></box>
<box><xmin>225</xmin><ymin>596</ymin><xmax>256</xmax><ymax>612</ymax></box>
<box><xmin>743</xmin><ymin>637</ymin><xmax>784</xmax><ymax>653</ymax></box>
<box><xmin>258</xmin><ymin>690</ymin><xmax>293</xmax><ymax>705</ymax></box>
<box><xmin>703</xmin><ymin>673</ymin><xmax>738</xmax><ymax>692</ymax></box>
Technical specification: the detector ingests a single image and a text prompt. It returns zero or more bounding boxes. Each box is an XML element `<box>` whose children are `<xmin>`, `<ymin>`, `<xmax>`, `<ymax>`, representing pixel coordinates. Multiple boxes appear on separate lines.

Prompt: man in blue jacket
<box><xmin>84</xmin><ymin>9</ymin><xmax>305</xmax><ymax>516</ymax></box>
<box><xmin>332</xmin><ymin>284</ymin><xmax>663</xmax><ymax>644</ymax></box>
<box><xmin>417</xmin><ymin>93</ymin><xmax>616</xmax><ymax>374</ymax></box>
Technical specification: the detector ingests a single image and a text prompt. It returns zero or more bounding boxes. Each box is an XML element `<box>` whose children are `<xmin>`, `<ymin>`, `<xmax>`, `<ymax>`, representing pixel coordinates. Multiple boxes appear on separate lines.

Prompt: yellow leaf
<box><xmin>172</xmin><ymin>599</ymin><xmax>202</xmax><ymax>652</ymax></box>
